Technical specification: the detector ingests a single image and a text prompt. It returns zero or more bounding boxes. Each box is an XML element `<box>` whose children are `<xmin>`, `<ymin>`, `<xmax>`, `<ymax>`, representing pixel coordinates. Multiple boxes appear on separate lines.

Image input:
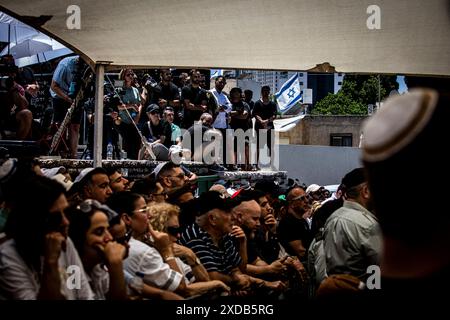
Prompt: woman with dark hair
<box><xmin>66</xmin><ymin>199</ymin><xmax>127</xmax><ymax>300</ymax></box>
<box><xmin>107</xmin><ymin>192</ymin><xmax>189</xmax><ymax>297</ymax></box>
<box><xmin>111</xmin><ymin>68</ymin><xmax>143</xmax><ymax>159</ymax></box>
<box><xmin>0</xmin><ymin>175</ymin><xmax>93</xmax><ymax>299</ymax></box>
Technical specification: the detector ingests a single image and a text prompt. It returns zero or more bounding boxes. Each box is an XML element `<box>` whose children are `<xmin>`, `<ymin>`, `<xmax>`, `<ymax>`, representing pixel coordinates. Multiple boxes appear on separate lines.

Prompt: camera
<box><xmin>0</xmin><ymin>76</ymin><xmax>14</xmax><ymax>92</ymax></box>
<box><xmin>0</xmin><ymin>63</ymin><xmax>18</xmax><ymax>92</ymax></box>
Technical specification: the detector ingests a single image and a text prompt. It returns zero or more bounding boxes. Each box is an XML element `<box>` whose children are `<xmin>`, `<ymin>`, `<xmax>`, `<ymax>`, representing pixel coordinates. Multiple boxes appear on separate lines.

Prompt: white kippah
<box><xmin>362</xmin><ymin>88</ymin><xmax>438</xmax><ymax>162</ymax></box>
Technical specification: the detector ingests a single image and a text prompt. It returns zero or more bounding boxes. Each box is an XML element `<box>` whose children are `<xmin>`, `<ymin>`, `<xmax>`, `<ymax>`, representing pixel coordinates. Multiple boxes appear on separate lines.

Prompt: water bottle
<box><xmin>106</xmin><ymin>142</ymin><xmax>113</xmax><ymax>160</ymax></box>
<box><xmin>120</xmin><ymin>150</ymin><xmax>128</xmax><ymax>177</ymax></box>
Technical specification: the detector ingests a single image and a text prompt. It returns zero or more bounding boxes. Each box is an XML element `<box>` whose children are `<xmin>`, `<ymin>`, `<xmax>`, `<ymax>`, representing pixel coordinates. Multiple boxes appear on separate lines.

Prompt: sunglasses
<box><xmin>134</xmin><ymin>206</ymin><xmax>151</xmax><ymax>214</ymax></box>
<box><xmin>167</xmin><ymin>226</ymin><xmax>182</xmax><ymax>237</ymax></box>
<box><xmin>78</xmin><ymin>199</ymin><xmax>118</xmax><ymax>222</ymax></box>
<box><xmin>289</xmin><ymin>194</ymin><xmax>310</xmax><ymax>203</ymax></box>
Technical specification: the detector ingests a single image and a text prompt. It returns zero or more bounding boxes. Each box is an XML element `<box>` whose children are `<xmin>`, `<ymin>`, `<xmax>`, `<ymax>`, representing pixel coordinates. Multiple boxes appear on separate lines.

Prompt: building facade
<box><xmin>278</xmin><ymin>115</ymin><xmax>367</xmax><ymax>147</ymax></box>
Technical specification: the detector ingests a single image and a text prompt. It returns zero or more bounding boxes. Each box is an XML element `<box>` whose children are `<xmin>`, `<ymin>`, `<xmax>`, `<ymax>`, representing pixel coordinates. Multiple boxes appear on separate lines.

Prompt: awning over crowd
<box><xmin>1</xmin><ymin>0</ymin><xmax>449</xmax><ymax>75</ymax></box>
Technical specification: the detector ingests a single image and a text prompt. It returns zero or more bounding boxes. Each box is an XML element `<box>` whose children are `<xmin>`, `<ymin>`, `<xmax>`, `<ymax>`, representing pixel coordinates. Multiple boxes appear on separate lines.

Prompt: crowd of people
<box><xmin>0</xmin><ymin>147</ymin><xmax>385</xmax><ymax>301</ymax></box>
<box><xmin>1</xmin><ymin>53</ymin><xmax>449</xmax><ymax>312</ymax></box>
<box><xmin>1</xmin><ymin>54</ymin><xmax>278</xmax><ymax>169</ymax></box>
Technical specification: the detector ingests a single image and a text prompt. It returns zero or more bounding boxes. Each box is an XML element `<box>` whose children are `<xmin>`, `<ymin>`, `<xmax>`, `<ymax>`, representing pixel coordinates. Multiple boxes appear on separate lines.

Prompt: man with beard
<box><xmin>277</xmin><ymin>186</ymin><xmax>313</xmax><ymax>263</ymax></box>
<box><xmin>106</xmin><ymin>168</ymin><xmax>130</xmax><ymax>193</ymax></box>
<box><xmin>323</xmin><ymin>167</ymin><xmax>381</xmax><ymax>281</ymax></box>
<box><xmin>181</xmin><ymin>69</ymin><xmax>208</xmax><ymax>128</ymax></box>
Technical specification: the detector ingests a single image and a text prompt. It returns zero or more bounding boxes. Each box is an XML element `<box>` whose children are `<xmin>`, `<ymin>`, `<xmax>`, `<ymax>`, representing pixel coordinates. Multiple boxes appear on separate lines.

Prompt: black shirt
<box><xmin>230</xmin><ymin>101</ymin><xmax>251</xmax><ymax>130</ymax></box>
<box><xmin>277</xmin><ymin>214</ymin><xmax>312</xmax><ymax>259</ymax></box>
<box><xmin>141</xmin><ymin>119</ymin><xmax>172</xmax><ymax>148</ymax></box>
<box><xmin>181</xmin><ymin>85</ymin><xmax>208</xmax><ymax>127</ymax></box>
<box><xmin>254</xmin><ymin>228</ymin><xmax>281</xmax><ymax>264</ymax></box>
<box><xmin>252</xmin><ymin>100</ymin><xmax>277</xmax><ymax>130</ymax></box>
<box><xmin>151</xmin><ymin>82</ymin><xmax>180</xmax><ymax>104</ymax></box>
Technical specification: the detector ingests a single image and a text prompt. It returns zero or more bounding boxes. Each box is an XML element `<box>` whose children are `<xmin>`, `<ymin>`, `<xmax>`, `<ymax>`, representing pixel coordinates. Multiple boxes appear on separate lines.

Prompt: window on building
<box><xmin>300</xmin><ymin>82</ymin><xmax>304</xmax><ymax>85</ymax></box>
<box><xmin>330</xmin><ymin>134</ymin><xmax>353</xmax><ymax>147</ymax></box>
<box><xmin>300</xmin><ymin>73</ymin><xmax>304</xmax><ymax>77</ymax></box>
<box><xmin>338</xmin><ymin>73</ymin><xmax>343</xmax><ymax>76</ymax></box>
<box><xmin>338</xmin><ymin>81</ymin><xmax>342</xmax><ymax>85</ymax></box>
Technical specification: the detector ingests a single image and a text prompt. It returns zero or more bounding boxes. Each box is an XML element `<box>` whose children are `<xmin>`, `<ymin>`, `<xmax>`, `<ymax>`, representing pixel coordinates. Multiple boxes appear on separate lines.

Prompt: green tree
<box><xmin>312</xmin><ymin>91</ymin><xmax>366</xmax><ymax>115</ymax></box>
<box><xmin>312</xmin><ymin>75</ymin><xmax>397</xmax><ymax>115</ymax></box>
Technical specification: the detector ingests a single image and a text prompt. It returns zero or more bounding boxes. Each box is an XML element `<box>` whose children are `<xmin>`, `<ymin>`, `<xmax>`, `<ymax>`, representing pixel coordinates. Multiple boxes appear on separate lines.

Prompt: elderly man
<box><xmin>179</xmin><ymin>191</ymin><xmax>250</xmax><ymax>290</ymax></box>
<box><xmin>180</xmin><ymin>191</ymin><xmax>284</xmax><ymax>295</ymax></box>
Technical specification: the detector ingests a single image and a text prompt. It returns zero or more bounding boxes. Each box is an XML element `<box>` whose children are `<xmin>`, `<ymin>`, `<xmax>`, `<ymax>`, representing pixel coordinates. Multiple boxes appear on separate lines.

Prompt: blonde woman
<box><xmin>148</xmin><ymin>203</ymin><xmax>230</xmax><ymax>298</ymax></box>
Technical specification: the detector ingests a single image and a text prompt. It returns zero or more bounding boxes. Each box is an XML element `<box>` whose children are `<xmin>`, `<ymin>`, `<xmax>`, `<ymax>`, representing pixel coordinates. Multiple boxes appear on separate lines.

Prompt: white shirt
<box><xmin>210</xmin><ymin>88</ymin><xmax>231</xmax><ymax>129</ymax></box>
<box><xmin>0</xmin><ymin>238</ymin><xmax>94</xmax><ymax>300</ymax></box>
<box><xmin>124</xmin><ymin>238</ymin><xmax>183</xmax><ymax>292</ymax></box>
<box><xmin>86</xmin><ymin>264</ymin><xmax>110</xmax><ymax>300</ymax></box>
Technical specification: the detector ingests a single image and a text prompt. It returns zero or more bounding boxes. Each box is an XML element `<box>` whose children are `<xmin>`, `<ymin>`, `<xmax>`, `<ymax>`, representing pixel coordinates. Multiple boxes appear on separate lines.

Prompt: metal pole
<box><xmin>93</xmin><ymin>64</ymin><xmax>105</xmax><ymax>167</ymax></box>
<box><xmin>378</xmin><ymin>74</ymin><xmax>381</xmax><ymax>109</ymax></box>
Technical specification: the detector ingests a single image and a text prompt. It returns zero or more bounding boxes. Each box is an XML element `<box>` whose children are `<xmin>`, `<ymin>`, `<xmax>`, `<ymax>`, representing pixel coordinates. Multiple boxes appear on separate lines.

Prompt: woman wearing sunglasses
<box><xmin>149</xmin><ymin>202</ymin><xmax>230</xmax><ymax>298</ymax></box>
<box><xmin>65</xmin><ymin>199</ymin><xmax>128</xmax><ymax>300</ymax></box>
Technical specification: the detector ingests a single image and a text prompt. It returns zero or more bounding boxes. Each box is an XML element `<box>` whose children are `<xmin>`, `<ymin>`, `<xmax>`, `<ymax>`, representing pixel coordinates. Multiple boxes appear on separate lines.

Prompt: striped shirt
<box><xmin>180</xmin><ymin>223</ymin><xmax>241</xmax><ymax>275</ymax></box>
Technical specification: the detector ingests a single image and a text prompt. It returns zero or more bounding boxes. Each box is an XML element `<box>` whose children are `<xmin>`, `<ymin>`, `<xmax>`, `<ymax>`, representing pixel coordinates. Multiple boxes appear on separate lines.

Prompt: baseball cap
<box><xmin>197</xmin><ymin>191</ymin><xmax>234</xmax><ymax>216</ymax></box>
<box><xmin>306</xmin><ymin>184</ymin><xmax>321</xmax><ymax>194</ymax></box>
<box><xmin>341</xmin><ymin>168</ymin><xmax>366</xmax><ymax>190</ymax></box>
<box><xmin>146</xmin><ymin>104</ymin><xmax>160</xmax><ymax>114</ymax></box>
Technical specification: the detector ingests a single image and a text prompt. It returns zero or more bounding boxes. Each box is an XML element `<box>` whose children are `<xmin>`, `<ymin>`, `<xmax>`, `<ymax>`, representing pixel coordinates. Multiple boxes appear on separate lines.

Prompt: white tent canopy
<box><xmin>0</xmin><ymin>11</ymin><xmax>38</xmax><ymax>43</ymax></box>
<box><xmin>1</xmin><ymin>0</ymin><xmax>449</xmax><ymax>76</ymax></box>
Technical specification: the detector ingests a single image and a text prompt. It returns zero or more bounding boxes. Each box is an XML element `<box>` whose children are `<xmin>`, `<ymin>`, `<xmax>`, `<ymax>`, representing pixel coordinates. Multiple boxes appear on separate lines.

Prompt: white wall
<box><xmin>278</xmin><ymin>144</ymin><xmax>362</xmax><ymax>186</ymax></box>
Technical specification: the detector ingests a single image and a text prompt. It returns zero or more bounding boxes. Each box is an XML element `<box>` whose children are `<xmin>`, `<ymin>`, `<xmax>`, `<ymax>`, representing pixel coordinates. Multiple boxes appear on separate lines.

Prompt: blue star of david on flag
<box><xmin>287</xmin><ymin>88</ymin><xmax>296</xmax><ymax>98</ymax></box>
<box><xmin>275</xmin><ymin>73</ymin><xmax>303</xmax><ymax>114</ymax></box>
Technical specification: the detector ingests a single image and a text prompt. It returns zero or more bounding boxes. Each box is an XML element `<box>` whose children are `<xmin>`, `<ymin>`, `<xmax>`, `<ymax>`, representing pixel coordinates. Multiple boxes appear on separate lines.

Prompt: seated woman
<box><xmin>65</xmin><ymin>199</ymin><xmax>128</xmax><ymax>300</ymax></box>
<box><xmin>148</xmin><ymin>202</ymin><xmax>230</xmax><ymax>298</ymax></box>
<box><xmin>106</xmin><ymin>192</ymin><xmax>189</xmax><ymax>297</ymax></box>
<box><xmin>0</xmin><ymin>175</ymin><xmax>93</xmax><ymax>299</ymax></box>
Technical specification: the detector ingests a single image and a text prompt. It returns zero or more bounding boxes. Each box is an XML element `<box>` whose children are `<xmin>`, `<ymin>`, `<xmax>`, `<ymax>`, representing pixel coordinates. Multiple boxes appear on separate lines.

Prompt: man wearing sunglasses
<box><xmin>277</xmin><ymin>186</ymin><xmax>313</xmax><ymax>263</ymax></box>
<box><xmin>152</xmin><ymin>162</ymin><xmax>189</xmax><ymax>194</ymax></box>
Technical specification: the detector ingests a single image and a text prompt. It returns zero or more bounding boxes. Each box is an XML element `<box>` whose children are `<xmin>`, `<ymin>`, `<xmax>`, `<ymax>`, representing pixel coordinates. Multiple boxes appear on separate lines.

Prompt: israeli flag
<box><xmin>275</xmin><ymin>73</ymin><xmax>302</xmax><ymax>113</ymax></box>
<box><xmin>210</xmin><ymin>69</ymin><xmax>223</xmax><ymax>79</ymax></box>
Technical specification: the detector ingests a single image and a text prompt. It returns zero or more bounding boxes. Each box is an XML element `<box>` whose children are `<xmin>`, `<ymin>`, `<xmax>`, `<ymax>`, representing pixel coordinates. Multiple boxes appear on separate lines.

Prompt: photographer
<box><xmin>50</xmin><ymin>55</ymin><xmax>84</xmax><ymax>158</ymax></box>
<box><xmin>0</xmin><ymin>57</ymin><xmax>32</xmax><ymax>140</ymax></box>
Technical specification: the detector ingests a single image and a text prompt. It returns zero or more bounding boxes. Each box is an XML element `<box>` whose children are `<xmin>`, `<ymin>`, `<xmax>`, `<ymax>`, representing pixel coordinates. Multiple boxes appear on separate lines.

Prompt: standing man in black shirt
<box><xmin>152</xmin><ymin>69</ymin><xmax>182</xmax><ymax>125</ymax></box>
<box><xmin>252</xmin><ymin>86</ymin><xmax>277</xmax><ymax>168</ymax></box>
<box><xmin>181</xmin><ymin>69</ymin><xmax>208</xmax><ymax>129</ymax></box>
<box><xmin>229</xmin><ymin>87</ymin><xmax>252</xmax><ymax>170</ymax></box>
